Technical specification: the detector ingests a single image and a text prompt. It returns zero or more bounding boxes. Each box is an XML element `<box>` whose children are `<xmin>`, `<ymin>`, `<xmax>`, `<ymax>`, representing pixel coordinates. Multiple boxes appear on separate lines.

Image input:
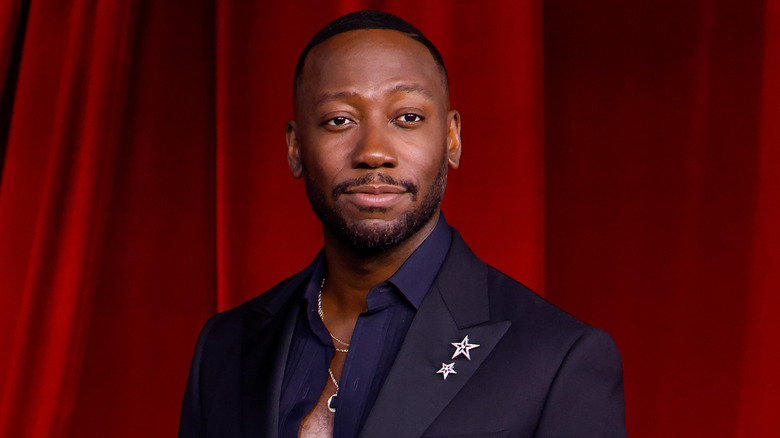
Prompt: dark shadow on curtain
<box><xmin>0</xmin><ymin>0</ymin><xmax>30</xmax><ymax>180</ymax></box>
<box><xmin>543</xmin><ymin>1</ymin><xmax>766</xmax><ymax>436</ymax></box>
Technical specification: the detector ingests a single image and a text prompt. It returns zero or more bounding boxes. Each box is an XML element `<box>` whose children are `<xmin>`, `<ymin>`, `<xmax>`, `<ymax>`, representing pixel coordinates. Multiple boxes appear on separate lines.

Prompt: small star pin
<box><xmin>451</xmin><ymin>335</ymin><xmax>480</xmax><ymax>360</ymax></box>
<box><xmin>436</xmin><ymin>362</ymin><xmax>457</xmax><ymax>380</ymax></box>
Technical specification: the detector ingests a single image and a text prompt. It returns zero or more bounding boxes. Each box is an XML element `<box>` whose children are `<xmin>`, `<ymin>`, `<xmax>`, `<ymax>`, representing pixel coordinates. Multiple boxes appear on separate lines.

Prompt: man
<box><xmin>179</xmin><ymin>10</ymin><xmax>626</xmax><ymax>438</ymax></box>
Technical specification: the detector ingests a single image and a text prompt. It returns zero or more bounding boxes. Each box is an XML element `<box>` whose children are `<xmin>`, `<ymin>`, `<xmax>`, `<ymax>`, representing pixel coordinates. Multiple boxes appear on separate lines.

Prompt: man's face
<box><xmin>287</xmin><ymin>29</ymin><xmax>461</xmax><ymax>254</ymax></box>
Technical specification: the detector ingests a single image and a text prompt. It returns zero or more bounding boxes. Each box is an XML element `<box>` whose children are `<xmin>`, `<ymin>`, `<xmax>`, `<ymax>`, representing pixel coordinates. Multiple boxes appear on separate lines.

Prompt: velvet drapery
<box><xmin>0</xmin><ymin>1</ymin><xmax>776</xmax><ymax>436</ymax></box>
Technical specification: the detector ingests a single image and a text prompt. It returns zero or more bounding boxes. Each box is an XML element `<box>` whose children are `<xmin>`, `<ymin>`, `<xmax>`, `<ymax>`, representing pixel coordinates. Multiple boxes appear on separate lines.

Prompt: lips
<box><xmin>343</xmin><ymin>184</ymin><xmax>407</xmax><ymax>209</ymax></box>
<box><xmin>345</xmin><ymin>184</ymin><xmax>405</xmax><ymax>195</ymax></box>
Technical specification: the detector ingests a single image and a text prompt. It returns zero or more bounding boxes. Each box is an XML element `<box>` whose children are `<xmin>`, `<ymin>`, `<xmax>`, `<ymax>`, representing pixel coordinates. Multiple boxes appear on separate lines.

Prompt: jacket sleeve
<box><xmin>178</xmin><ymin>314</ymin><xmax>221</xmax><ymax>438</ymax></box>
<box><xmin>534</xmin><ymin>328</ymin><xmax>627</xmax><ymax>438</ymax></box>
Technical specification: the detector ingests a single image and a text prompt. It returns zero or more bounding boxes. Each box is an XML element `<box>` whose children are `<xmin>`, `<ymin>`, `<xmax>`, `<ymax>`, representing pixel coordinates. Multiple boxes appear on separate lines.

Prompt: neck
<box><xmin>321</xmin><ymin>211</ymin><xmax>439</xmax><ymax>315</ymax></box>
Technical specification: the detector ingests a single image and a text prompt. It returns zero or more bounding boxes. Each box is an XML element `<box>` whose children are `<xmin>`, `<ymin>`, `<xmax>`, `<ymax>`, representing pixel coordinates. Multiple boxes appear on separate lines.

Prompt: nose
<box><xmin>351</xmin><ymin>120</ymin><xmax>397</xmax><ymax>169</ymax></box>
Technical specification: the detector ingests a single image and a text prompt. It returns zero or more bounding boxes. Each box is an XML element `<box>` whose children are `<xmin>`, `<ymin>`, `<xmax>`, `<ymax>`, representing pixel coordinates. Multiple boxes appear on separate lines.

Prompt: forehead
<box><xmin>296</xmin><ymin>29</ymin><xmax>446</xmax><ymax>105</ymax></box>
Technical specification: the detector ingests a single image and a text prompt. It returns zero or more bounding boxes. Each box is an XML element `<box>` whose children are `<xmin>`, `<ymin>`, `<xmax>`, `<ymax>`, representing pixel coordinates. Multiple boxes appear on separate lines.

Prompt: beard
<box><xmin>303</xmin><ymin>156</ymin><xmax>447</xmax><ymax>256</ymax></box>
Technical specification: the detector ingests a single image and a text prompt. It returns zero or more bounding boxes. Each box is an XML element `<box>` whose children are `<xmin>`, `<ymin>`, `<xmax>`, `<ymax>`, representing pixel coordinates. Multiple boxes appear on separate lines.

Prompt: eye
<box><xmin>394</xmin><ymin>113</ymin><xmax>424</xmax><ymax>126</ymax></box>
<box><xmin>323</xmin><ymin>116</ymin><xmax>356</xmax><ymax>128</ymax></box>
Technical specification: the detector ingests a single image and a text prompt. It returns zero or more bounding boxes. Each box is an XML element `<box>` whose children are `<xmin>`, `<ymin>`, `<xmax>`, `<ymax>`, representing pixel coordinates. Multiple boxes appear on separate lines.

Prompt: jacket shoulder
<box><xmin>486</xmin><ymin>266</ymin><xmax>589</xmax><ymax>334</ymax></box>
<box><xmin>482</xmin><ymin>263</ymin><xmax>623</xmax><ymax>372</ymax></box>
<box><xmin>187</xmin><ymin>268</ymin><xmax>310</xmax><ymax>359</ymax></box>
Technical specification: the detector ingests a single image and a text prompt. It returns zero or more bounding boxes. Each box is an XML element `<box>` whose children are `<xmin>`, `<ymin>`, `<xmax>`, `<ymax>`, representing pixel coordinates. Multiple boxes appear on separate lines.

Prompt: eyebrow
<box><xmin>389</xmin><ymin>83</ymin><xmax>436</xmax><ymax>100</ymax></box>
<box><xmin>313</xmin><ymin>83</ymin><xmax>436</xmax><ymax>107</ymax></box>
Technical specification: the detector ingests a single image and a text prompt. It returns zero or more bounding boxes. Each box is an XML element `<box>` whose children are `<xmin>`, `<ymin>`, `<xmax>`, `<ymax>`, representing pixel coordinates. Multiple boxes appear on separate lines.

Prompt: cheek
<box><xmin>300</xmin><ymin>143</ymin><xmax>351</xmax><ymax>188</ymax></box>
<box><xmin>400</xmin><ymin>131</ymin><xmax>448</xmax><ymax>174</ymax></box>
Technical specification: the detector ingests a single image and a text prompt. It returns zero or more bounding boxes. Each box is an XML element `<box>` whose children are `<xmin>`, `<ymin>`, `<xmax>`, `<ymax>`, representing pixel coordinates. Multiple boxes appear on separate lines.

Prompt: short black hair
<box><xmin>293</xmin><ymin>10</ymin><xmax>448</xmax><ymax>93</ymax></box>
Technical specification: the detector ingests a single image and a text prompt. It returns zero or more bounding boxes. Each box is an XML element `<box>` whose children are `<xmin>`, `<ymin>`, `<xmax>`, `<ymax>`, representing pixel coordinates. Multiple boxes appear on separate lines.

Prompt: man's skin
<box><xmin>285</xmin><ymin>29</ymin><xmax>461</xmax><ymax>435</ymax></box>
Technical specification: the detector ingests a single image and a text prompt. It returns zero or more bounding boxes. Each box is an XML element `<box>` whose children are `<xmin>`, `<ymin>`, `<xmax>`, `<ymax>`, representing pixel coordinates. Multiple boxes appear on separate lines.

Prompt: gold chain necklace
<box><xmin>326</xmin><ymin>368</ymin><xmax>339</xmax><ymax>413</ymax></box>
<box><xmin>317</xmin><ymin>278</ymin><xmax>350</xmax><ymax>352</ymax></box>
<box><xmin>317</xmin><ymin>277</ymin><xmax>350</xmax><ymax>413</ymax></box>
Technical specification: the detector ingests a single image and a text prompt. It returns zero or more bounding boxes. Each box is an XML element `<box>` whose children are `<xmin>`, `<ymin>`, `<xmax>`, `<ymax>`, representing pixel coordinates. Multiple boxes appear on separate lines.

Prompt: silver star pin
<box><xmin>436</xmin><ymin>362</ymin><xmax>457</xmax><ymax>380</ymax></box>
<box><xmin>451</xmin><ymin>335</ymin><xmax>480</xmax><ymax>360</ymax></box>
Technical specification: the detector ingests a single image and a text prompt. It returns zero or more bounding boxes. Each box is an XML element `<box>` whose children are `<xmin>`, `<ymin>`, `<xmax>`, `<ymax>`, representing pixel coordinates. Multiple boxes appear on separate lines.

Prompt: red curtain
<box><xmin>544</xmin><ymin>1</ymin><xmax>778</xmax><ymax>436</ymax></box>
<box><xmin>0</xmin><ymin>0</ymin><xmax>775</xmax><ymax>436</ymax></box>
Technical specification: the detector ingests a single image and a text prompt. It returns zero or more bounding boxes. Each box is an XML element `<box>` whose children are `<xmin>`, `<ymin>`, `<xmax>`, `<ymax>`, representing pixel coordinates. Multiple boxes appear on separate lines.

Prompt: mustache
<box><xmin>332</xmin><ymin>173</ymin><xmax>418</xmax><ymax>198</ymax></box>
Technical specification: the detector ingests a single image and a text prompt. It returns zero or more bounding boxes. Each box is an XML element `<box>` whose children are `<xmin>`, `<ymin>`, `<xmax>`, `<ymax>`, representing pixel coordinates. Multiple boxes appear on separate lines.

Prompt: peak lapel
<box><xmin>360</xmin><ymin>233</ymin><xmax>511</xmax><ymax>438</ymax></box>
<box><xmin>240</xmin><ymin>265</ymin><xmax>314</xmax><ymax>437</ymax></box>
<box><xmin>240</xmin><ymin>302</ymin><xmax>299</xmax><ymax>437</ymax></box>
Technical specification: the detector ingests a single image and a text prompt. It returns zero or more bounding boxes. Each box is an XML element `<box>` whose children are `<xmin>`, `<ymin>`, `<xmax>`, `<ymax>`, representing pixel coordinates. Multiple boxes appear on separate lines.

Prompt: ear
<box><xmin>446</xmin><ymin>110</ymin><xmax>462</xmax><ymax>169</ymax></box>
<box><xmin>286</xmin><ymin>120</ymin><xmax>303</xmax><ymax>178</ymax></box>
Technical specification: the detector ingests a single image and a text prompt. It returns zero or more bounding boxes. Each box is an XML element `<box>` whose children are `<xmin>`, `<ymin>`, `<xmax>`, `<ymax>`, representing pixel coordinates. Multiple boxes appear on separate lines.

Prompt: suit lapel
<box><xmin>360</xmin><ymin>232</ymin><xmax>512</xmax><ymax>438</ymax></box>
<box><xmin>239</xmin><ymin>262</ymin><xmax>316</xmax><ymax>437</ymax></box>
<box><xmin>241</xmin><ymin>301</ymin><xmax>299</xmax><ymax>437</ymax></box>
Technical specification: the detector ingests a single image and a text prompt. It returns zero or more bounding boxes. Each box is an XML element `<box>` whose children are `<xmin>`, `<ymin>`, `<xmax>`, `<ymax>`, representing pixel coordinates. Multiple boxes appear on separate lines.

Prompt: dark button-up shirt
<box><xmin>278</xmin><ymin>214</ymin><xmax>452</xmax><ymax>437</ymax></box>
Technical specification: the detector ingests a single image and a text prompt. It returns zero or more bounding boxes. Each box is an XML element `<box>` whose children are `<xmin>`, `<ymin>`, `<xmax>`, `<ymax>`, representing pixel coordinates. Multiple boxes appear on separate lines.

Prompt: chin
<box><xmin>339</xmin><ymin>217</ymin><xmax>421</xmax><ymax>254</ymax></box>
<box><xmin>326</xmin><ymin>205</ymin><xmax>438</xmax><ymax>256</ymax></box>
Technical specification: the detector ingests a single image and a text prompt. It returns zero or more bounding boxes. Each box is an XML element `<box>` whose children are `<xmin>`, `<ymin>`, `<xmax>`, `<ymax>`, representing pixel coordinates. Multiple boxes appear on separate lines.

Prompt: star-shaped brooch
<box><xmin>451</xmin><ymin>335</ymin><xmax>480</xmax><ymax>360</ymax></box>
<box><xmin>436</xmin><ymin>362</ymin><xmax>457</xmax><ymax>380</ymax></box>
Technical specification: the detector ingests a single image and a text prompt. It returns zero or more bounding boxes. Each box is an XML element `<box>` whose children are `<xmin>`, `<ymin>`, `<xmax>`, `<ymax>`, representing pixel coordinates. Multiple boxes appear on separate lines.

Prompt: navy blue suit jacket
<box><xmin>179</xmin><ymin>230</ymin><xmax>627</xmax><ymax>437</ymax></box>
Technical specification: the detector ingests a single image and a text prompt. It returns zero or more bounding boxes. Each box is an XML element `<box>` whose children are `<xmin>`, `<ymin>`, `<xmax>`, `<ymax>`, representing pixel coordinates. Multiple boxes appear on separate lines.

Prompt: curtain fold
<box><xmin>64</xmin><ymin>0</ymin><xmax>218</xmax><ymax>434</ymax></box>
<box><xmin>0</xmin><ymin>0</ymin><xmax>27</xmax><ymax>175</ymax></box>
<box><xmin>0</xmin><ymin>0</ymin><xmax>24</xmax><ymax>95</ymax></box>
<box><xmin>0</xmin><ymin>1</ymin><xmax>140</xmax><ymax>435</ymax></box>
<box><xmin>736</xmin><ymin>0</ymin><xmax>780</xmax><ymax>434</ymax></box>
